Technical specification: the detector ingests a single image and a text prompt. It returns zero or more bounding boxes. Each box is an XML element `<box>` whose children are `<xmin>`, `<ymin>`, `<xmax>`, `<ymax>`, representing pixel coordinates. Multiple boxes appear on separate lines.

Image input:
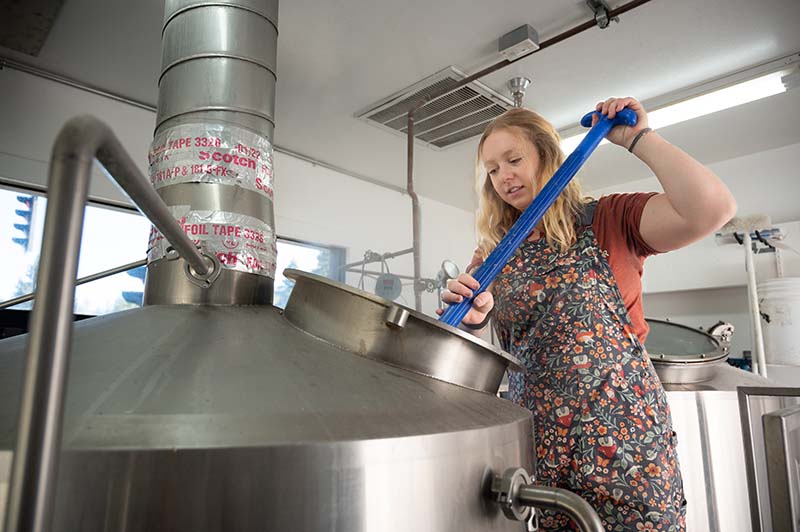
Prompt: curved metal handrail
<box><xmin>2</xmin><ymin>116</ymin><xmax>208</xmax><ymax>532</ymax></box>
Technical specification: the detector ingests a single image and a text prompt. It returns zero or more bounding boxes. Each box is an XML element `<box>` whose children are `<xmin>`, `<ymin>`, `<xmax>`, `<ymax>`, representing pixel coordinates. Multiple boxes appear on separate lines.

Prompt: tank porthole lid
<box><xmin>644</xmin><ymin>318</ymin><xmax>729</xmax><ymax>365</ymax></box>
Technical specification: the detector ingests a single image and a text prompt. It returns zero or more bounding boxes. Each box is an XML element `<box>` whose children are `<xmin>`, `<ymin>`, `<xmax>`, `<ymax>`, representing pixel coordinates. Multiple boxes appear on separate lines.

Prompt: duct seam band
<box><xmin>157</xmin><ymin>108</ymin><xmax>275</xmax><ymax>131</ymax></box>
<box><xmin>163</xmin><ymin>2</ymin><xmax>278</xmax><ymax>36</ymax></box>
<box><xmin>158</xmin><ymin>54</ymin><xmax>277</xmax><ymax>84</ymax></box>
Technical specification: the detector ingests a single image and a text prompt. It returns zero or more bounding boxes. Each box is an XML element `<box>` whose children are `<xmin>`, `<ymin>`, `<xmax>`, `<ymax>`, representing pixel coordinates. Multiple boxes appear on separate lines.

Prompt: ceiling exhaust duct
<box><xmin>144</xmin><ymin>0</ymin><xmax>279</xmax><ymax>305</ymax></box>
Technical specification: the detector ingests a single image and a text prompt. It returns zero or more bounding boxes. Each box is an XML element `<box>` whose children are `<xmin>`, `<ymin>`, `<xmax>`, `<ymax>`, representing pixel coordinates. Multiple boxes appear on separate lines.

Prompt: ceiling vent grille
<box><xmin>355</xmin><ymin>67</ymin><xmax>513</xmax><ymax>150</ymax></box>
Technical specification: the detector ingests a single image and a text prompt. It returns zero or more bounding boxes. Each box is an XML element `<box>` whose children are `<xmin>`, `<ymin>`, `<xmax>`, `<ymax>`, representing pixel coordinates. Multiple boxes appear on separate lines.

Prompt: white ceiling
<box><xmin>2</xmin><ymin>0</ymin><xmax>799</xmax><ymax>211</ymax></box>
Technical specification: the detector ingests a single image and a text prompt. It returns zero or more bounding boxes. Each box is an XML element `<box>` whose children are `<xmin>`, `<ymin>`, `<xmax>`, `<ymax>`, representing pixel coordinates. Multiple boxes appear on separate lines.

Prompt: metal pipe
<box><xmin>98</xmin><ymin>122</ymin><xmax>210</xmax><ymax>274</ymax></box>
<box><xmin>339</xmin><ymin>247</ymin><xmax>414</xmax><ymax>271</ymax></box>
<box><xmin>143</xmin><ymin>0</ymin><xmax>280</xmax><ymax>306</ymax></box>
<box><xmin>517</xmin><ymin>484</ymin><xmax>605</xmax><ymax>532</ymax></box>
<box><xmin>345</xmin><ymin>269</ymin><xmax>434</xmax><ymax>282</ymax></box>
<box><xmin>743</xmin><ymin>233</ymin><xmax>768</xmax><ymax>378</ymax></box>
<box><xmin>409</xmin><ymin>0</ymin><xmax>653</xmax><ymax>115</ymax></box>
<box><xmin>0</xmin><ymin>259</ymin><xmax>147</xmax><ymax>311</ymax></box>
<box><xmin>402</xmin><ymin>0</ymin><xmax>652</xmax><ymax>315</ymax></box>
<box><xmin>406</xmin><ymin>113</ymin><xmax>422</xmax><ymax>311</ymax></box>
<box><xmin>379</xmin><ymin>247</ymin><xmax>415</xmax><ymax>259</ymax></box>
<box><xmin>1</xmin><ymin>115</ymin><xmax>203</xmax><ymax>532</ymax></box>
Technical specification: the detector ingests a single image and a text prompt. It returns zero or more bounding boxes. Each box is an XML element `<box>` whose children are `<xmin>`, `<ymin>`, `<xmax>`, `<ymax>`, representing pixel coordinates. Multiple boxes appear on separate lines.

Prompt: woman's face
<box><xmin>481</xmin><ymin>128</ymin><xmax>541</xmax><ymax>212</ymax></box>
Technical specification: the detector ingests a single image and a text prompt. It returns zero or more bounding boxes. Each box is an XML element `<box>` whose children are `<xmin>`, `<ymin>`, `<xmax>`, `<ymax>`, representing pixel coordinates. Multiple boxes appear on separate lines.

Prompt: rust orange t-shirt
<box><xmin>592</xmin><ymin>192</ymin><xmax>659</xmax><ymax>343</ymax></box>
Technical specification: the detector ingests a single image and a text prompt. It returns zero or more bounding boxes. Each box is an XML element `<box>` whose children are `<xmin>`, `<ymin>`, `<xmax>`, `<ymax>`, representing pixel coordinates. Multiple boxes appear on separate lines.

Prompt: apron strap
<box><xmin>578</xmin><ymin>200</ymin><xmax>598</xmax><ymax>227</ymax></box>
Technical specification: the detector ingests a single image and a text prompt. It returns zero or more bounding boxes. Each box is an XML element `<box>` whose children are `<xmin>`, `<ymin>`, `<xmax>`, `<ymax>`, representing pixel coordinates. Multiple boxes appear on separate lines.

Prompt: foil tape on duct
<box><xmin>148</xmin><ymin>206</ymin><xmax>276</xmax><ymax>277</ymax></box>
<box><xmin>149</xmin><ymin>123</ymin><xmax>274</xmax><ymax>197</ymax></box>
<box><xmin>147</xmin><ymin>123</ymin><xmax>276</xmax><ymax>277</ymax></box>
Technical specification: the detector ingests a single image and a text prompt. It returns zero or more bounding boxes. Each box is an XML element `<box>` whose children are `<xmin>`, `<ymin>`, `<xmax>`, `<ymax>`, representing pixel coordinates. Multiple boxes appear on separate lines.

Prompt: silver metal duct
<box><xmin>144</xmin><ymin>0</ymin><xmax>279</xmax><ymax>305</ymax></box>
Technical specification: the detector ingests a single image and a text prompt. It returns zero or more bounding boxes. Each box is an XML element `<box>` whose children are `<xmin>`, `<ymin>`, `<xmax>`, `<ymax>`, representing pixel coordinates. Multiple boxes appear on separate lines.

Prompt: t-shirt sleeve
<box><xmin>595</xmin><ymin>192</ymin><xmax>660</xmax><ymax>257</ymax></box>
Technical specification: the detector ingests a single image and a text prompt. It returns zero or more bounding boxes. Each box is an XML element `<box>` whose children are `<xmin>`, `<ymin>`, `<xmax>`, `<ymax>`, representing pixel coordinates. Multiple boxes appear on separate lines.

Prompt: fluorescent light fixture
<box><xmin>559</xmin><ymin>70</ymin><xmax>789</xmax><ymax>154</ymax></box>
<box><xmin>648</xmin><ymin>71</ymin><xmax>786</xmax><ymax>128</ymax></box>
<box><xmin>781</xmin><ymin>66</ymin><xmax>800</xmax><ymax>91</ymax></box>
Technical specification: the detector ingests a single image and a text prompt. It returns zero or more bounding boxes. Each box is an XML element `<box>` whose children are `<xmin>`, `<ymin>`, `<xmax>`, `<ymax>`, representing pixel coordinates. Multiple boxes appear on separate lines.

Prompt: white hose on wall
<box><xmin>743</xmin><ymin>232</ymin><xmax>768</xmax><ymax>378</ymax></box>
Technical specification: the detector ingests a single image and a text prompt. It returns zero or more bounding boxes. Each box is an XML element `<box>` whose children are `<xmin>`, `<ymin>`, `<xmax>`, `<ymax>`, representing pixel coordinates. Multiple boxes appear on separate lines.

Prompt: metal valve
<box><xmin>489</xmin><ymin>467</ymin><xmax>603</xmax><ymax>532</ymax></box>
<box><xmin>492</xmin><ymin>467</ymin><xmax>534</xmax><ymax>522</ymax></box>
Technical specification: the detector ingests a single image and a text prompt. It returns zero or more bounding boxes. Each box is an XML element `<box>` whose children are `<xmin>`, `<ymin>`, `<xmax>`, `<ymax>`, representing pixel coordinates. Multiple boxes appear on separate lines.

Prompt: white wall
<box><xmin>274</xmin><ymin>152</ymin><xmax>476</xmax><ymax>314</ymax></box>
<box><xmin>588</xmin><ymin>141</ymin><xmax>800</xmax><ymax>358</ymax></box>
<box><xmin>0</xmin><ymin>67</ymin><xmax>477</xmax><ymax>316</ymax></box>
<box><xmin>0</xmin><ymin>67</ymin><xmax>154</xmax><ymax>205</ymax></box>
<box><xmin>587</xmin><ymin>141</ymin><xmax>800</xmax><ymax>223</ymax></box>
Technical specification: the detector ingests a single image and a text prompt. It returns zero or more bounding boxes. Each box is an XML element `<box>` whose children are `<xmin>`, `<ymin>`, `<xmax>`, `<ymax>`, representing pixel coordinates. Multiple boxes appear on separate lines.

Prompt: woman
<box><xmin>439</xmin><ymin>97</ymin><xmax>736</xmax><ymax>531</ymax></box>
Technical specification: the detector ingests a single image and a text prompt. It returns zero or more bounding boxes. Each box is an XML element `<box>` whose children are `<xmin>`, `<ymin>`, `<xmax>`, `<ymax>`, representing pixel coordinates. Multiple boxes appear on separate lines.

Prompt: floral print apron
<box><xmin>494</xmin><ymin>203</ymin><xmax>686</xmax><ymax>531</ymax></box>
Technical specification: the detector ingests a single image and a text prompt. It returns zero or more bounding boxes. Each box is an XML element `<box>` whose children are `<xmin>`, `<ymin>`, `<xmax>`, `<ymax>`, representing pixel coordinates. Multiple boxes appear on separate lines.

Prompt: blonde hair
<box><xmin>475</xmin><ymin>108</ymin><xmax>588</xmax><ymax>258</ymax></box>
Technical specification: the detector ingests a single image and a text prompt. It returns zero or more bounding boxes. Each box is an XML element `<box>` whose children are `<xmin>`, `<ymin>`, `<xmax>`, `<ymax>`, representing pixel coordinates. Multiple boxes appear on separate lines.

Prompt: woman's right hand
<box><xmin>435</xmin><ymin>273</ymin><xmax>494</xmax><ymax>327</ymax></box>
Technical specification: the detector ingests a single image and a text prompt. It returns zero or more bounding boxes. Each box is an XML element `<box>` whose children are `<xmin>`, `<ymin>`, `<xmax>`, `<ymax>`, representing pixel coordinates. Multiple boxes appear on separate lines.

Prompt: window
<box><xmin>0</xmin><ymin>186</ymin><xmax>150</xmax><ymax>315</ymax></box>
<box><xmin>272</xmin><ymin>238</ymin><xmax>346</xmax><ymax>309</ymax></box>
<box><xmin>0</xmin><ymin>186</ymin><xmax>345</xmax><ymax>313</ymax></box>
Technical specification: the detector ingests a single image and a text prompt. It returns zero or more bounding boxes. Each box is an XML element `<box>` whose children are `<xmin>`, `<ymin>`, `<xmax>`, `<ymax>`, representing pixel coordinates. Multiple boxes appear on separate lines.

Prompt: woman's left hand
<box><xmin>591</xmin><ymin>96</ymin><xmax>649</xmax><ymax>149</ymax></box>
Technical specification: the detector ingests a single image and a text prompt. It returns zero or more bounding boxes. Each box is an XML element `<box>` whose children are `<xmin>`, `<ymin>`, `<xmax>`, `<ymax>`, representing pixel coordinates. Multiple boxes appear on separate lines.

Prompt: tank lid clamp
<box><xmin>491</xmin><ymin>467</ymin><xmax>534</xmax><ymax>522</ymax></box>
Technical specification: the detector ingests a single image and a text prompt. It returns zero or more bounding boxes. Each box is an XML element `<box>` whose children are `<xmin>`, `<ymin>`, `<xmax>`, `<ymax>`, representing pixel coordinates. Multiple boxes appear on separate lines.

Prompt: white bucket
<box><xmin>758</xmin><ymin>277</ymin><xmax>800</xmax><ymax>366</ymax></box>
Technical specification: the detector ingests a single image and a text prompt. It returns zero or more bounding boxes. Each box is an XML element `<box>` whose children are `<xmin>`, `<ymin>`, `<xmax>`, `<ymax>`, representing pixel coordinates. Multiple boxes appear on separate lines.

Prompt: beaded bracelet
<box><xmin>628</xmin><ymin>127</ymin><xmax>653</xmax><ymax>154</ymax></box>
